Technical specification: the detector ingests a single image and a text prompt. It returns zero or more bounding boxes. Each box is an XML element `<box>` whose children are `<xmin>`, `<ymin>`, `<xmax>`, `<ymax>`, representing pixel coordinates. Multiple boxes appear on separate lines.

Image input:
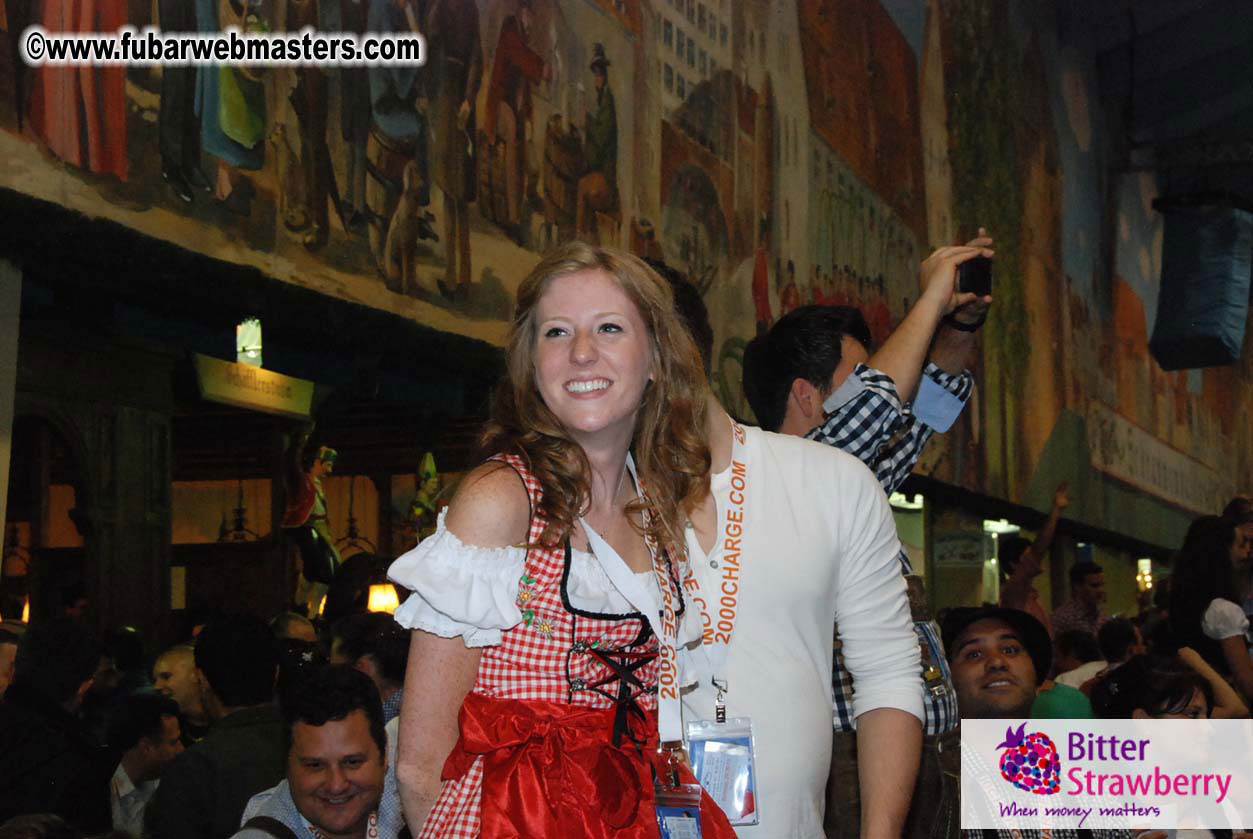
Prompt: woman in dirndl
<box><xmin>388</xmin><ymin>241</ymin><xmax>736</xmax><ymax>838</ymax></box>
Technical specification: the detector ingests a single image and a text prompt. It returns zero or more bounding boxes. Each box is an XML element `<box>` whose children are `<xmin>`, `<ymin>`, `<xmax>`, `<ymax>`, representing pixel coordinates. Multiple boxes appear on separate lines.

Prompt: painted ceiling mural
<box><xmin>0</xmin><ymin>0</ymin><xmax>1246</xmax><ymax>543</ymax></box>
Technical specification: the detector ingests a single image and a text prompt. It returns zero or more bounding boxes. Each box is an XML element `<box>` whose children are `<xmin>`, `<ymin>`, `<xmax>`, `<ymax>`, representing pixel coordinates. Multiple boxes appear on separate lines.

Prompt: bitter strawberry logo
<box><xmin>996</xmin><ymin>722</ymin><xmax>1061</xmax><ymax>795</ymax></box>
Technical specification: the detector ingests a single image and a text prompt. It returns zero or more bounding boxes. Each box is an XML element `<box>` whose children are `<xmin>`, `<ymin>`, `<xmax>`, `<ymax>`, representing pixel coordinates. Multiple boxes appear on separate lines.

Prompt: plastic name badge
<box><xmin>687</xmin><ymin>717</ymin><xmax>760</xmax><ymax>826</ymax></box>
<box><xmin>656</xmin><ymin>783</ymin><xmax>704</xmax><ymax>839</ymax></box>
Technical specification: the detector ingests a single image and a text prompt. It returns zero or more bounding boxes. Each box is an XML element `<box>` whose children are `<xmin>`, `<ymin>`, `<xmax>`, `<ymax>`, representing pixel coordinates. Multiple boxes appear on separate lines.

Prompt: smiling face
<box><xmin>289</xmin><ymin>710</ymin><xmax>386</xmax><ymax>839</ymax></box>
<box><xmin>950</xmin><ymin>618</ymin><xmax>1038</xmax><ymax>719</ymax></box>
<box><xmin>532</xmin><ymin>268</ymin><xmax>655</xmax><ymax>450</ymax></box>
<box><xmin>153</xmin><ymin>649</ymin><xmax>205</xmax><ymax>720</ymax></box>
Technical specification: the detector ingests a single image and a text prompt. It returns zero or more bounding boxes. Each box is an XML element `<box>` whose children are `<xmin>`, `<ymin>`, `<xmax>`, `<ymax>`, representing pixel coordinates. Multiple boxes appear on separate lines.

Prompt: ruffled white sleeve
<box><xmin>387</xmin><ymin>510</ymin><xmax>527</xmax><ymax>648</ymax></box>
<box><xmin>1201</xmin><ymin>598</ymin><xmax>1250</xmax><ymax>641</ymax></box>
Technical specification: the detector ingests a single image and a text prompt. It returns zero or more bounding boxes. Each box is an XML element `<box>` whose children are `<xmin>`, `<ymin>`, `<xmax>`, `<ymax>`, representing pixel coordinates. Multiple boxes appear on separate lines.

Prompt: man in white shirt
<box><xmin>659</xmin><ymin>265</ymin><xmax>924</xmax><ymax>839</ymax></box>
<box><xmin>739</xmin><ymin>237</ymin><xmax>992</xmax><ymax>839</ymax></box>
<box><xmin>108</xmin><ymin>692</ymin><xmax>184</xmax><ymax>836</ymax></box>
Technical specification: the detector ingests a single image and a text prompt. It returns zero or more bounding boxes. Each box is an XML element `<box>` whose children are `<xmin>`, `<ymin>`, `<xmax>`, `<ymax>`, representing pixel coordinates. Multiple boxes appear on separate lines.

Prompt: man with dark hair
<box><xmin>739</xmin><ymin>236</ymin><xmax>992</xmax><ymax>839</ymax></box>
<box><xmin>942</xmin><ymin>606</ymin><xmax>1051</xmax><ymax>720</ymax></box>
<box><xmin>0</xmin><ymin>618</ymin><xmax>111</xmax><ymax>832</ymax></box>
<box><xmin>330</xmin><ymin>614</ymin><xmax>408</xmax><ymax>724</ymax></box>
<box><xmin>1096</xmin><ymin>618</ymin><xmax>1145</xmax><ymax>669</ymax></box>
<box><xmin>1052</xmin><ymin>618</ymin><xmax>1145</xmax><ymax>697</ymax></box>
<box><xmin>657</xmin><ymin>264</ymin><xmax>924</xmax><ymax>838</ymax></box>
<box><xmin>741</xmin><ymin>304</ymin><xmax>872</xmax><ymax>435</ymax></box>
<box><xmin>1027</xmin><ymin>627</ymin><xmax>1099</xmax><ymax>718</ymax></box>
<box><xmin>1053</xmin><ymin>626</ymin><xmax>1117</xmax><ymax>690</ymax></box>
<box><xmin>742</xmin><ymin>234</ymin><xmax>991</xmax><ymax>469</ymax></box>
<box><xmin>108</xmin><ymin>692</ymin><xmax>184</xmax><ymax>835</ymax></box>
<box><xmin>233</xmin><ymin>666</ymin><xmax>404</xmax><ymax>839</ymax></box>
<box><xmin>1052</xmin><ymin>561</ymin><xmax>1107</xmax><ymax>637</ymax></box>
<box><xmin>1053</xmin><ymin>629</ymin><xmax>1101</xmax><ymax>674</ymax></box>
<box><xmin>146</xmin><ymin>614</ymin><xmax>285</xmax><ymax>839</ymax></box>
<box><xmin>945</xmin><ymin>610</ymin><xmax>1143</xmax><ymax>839</ymax></box>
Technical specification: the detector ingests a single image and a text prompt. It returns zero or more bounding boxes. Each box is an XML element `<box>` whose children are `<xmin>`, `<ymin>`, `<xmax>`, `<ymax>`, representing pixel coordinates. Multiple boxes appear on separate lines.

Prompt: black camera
<box><xmin>957</xmin><ymin>256</ymin><xmax>993</xmax><ymax>297</ymax></box>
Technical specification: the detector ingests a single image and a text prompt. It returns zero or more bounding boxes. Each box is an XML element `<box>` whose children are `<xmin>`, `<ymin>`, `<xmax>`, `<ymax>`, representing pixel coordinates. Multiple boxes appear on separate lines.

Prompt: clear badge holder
<box><xmin>656</xmin><ymin>783</ymin><xmax>704</xmax><ymax>839</ymax></box>
<box><xmin>686</xmin><ymin>716</ymin><xmax>760</xmax><ymax>826</ymax></box>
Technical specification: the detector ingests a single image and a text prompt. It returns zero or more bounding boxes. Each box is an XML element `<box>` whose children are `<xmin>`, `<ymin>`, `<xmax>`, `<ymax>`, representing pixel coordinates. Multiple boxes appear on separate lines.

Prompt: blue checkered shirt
<box><xmin>808</xmin><ymin>362</ymin><xmax>972</xmax><ymax>736</ymax></box>
<box><xmin>382</xmin><ymin>687</ymin><xmax>404</xmax><ymax>725</ymax></box>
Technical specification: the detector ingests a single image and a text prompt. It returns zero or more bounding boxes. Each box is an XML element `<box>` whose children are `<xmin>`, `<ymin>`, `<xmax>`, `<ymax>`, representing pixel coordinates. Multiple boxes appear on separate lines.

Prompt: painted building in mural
<box><xmin>1</xmin><ymin>0</ymin><xmax>1249</xmax><ymax>604</ymax></box>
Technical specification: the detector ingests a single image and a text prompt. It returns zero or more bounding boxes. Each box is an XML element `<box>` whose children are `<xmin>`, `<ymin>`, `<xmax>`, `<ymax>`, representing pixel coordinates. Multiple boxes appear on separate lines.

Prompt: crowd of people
<box><xmin>0</xmin><ymin>239</ymin><xmax>1250</xmax><ymax>839</ymax></box>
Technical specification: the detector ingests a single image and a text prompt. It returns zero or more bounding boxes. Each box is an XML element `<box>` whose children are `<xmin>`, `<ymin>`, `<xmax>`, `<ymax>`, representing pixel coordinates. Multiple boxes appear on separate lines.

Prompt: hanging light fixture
<box><xmin>219</xmin><ymin>474</ymin><xmax>260</xmax><ymax>542</ymax></box>
<box><xmin>335</xmin><ymin>475</ymin><xmax>377</xmax><ymax>557</ymax></box>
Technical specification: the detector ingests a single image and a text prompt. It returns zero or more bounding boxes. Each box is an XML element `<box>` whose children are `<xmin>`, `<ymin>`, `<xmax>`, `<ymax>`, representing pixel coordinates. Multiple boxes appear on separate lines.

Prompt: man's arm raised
<box><xmin>869</xmin><ymin>231</ymin><xmax>993</xmax><ymax>402</ymax></box>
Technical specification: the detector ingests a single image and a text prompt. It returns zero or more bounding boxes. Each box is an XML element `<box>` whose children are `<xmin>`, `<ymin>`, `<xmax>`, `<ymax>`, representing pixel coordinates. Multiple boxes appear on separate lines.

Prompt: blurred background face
<box><xmin>1230</xmin><ymin>524</ymin><xmax>1252</xmax><ymax>567</ymax></box>
<box><xmin>1077</xmin><ymin>572</ymin><xmax>1106</xmax><ymax>606</ymax></box>
<box><xmin>288</xmin><ymin>710</ymin><xmax>385</xmax><ymax>839</ymax></box>
<box><xmin>140</xmin><ymin>715</ymin><xmax>185</xmax><ymax>779</ymax></box>
<box><xmin>1133</xmin><ymin>688</ymin><xmax>1209</xmax><ymax>721</ymax></box>
<box><xmin>153</xmin><ymin>650</ymin><xmax>204</xmax><ymax>717</ymax></box>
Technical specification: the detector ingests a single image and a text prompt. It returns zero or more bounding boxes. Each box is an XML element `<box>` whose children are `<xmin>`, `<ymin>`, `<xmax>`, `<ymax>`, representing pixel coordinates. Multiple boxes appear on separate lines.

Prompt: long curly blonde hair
<box><xmin>481</xmin><ymin>241</ymin><xmax>711</xmax><ymax>551</ymax></box>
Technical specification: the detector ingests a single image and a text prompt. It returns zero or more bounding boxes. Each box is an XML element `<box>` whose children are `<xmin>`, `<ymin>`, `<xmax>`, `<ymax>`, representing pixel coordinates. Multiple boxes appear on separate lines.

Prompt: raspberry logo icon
<box><xmin>996</xmin><ymin>722</ymin><xmax>1060</xmax><ymax>795</ymax></box>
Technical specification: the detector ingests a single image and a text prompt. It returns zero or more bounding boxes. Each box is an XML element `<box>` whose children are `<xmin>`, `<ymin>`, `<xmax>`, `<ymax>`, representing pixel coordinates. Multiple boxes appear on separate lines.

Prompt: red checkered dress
<box><xmin>419</xmin><ymin>454</ymin><xmax>669</xmax><ymax>839</ymax></box>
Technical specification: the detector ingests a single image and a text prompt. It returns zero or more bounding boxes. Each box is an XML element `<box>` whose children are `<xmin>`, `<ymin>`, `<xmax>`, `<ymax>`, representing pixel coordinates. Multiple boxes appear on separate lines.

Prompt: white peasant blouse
<box><xmin>388</xmin><ymin>509</ymin><xmax>663</xmax><ymax>648</ymax></box>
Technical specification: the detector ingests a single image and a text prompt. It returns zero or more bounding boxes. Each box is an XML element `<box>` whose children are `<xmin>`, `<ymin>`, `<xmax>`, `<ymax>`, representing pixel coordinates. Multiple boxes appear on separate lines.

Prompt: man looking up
<box><xmin>942</xmin><ymin>608</ymin><xmax>1137</xmax><ymax>839</ymax></box>
<box><xmin>741</xmin><ymin>235</ymin><xmax>992</xmax><ymax>839</ymax></box>
<box><xmin>330</xmin><ymin>613</ymin><xmax>408</xmax><ymax>724</ymax></box>
<box><xmin>942</xmin><ymin>606</ymin><xmax>1051</xmax><ymax>720</ymax></box>
<box><xmin>659</xmin><ymin>264</ymin><xmax>924</xmax><ymax>839</ymax></box>
<box><xmin>1052</xmin><ymin>561</ymin><xmax>1107</xmax><ymax>637</ymax></box>
<box><xmin>146</xmin><ymin>614</ymin><xmax>285</xmax><ymax>839</ymax></box>
<box><xmin>108</xmin><ymin>692</ymin><xmax>184</xmax><ymax>836</ymax></box>
<box><xmin>233</xmin><ymin>666</ymin><xmax>405</xmax><ymax>839</ymax></box>
<box><xmin>152</xmin><ymin>644</ymin><xmax>211</xmax><ymax>743</ymax></box>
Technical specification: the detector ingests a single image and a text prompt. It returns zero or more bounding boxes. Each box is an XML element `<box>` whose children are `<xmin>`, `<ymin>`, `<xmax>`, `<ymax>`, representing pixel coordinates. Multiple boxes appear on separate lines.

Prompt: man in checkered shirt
<box><xmin>742</xmin><ymin>234</ymin><xmax>993</xmax><ymax>839</ymax></box>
